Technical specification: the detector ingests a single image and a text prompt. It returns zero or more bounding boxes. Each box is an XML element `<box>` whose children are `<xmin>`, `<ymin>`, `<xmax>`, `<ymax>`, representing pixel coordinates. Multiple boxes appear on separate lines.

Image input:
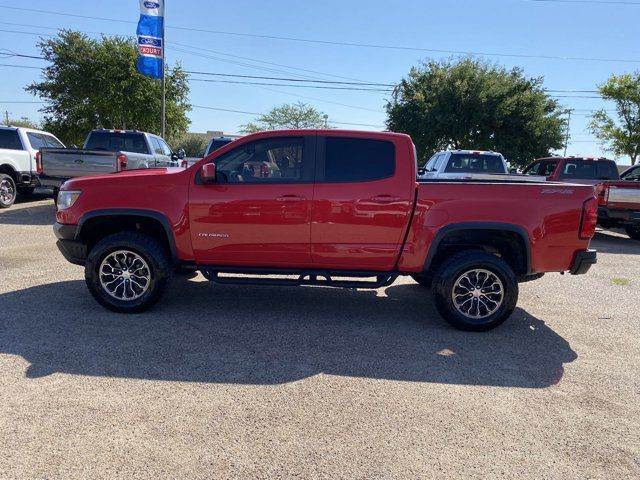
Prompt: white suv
<box><xmin>0</xmin><ymin>125</ymin><xmax>65</xmax><ymax>208</ymax></box>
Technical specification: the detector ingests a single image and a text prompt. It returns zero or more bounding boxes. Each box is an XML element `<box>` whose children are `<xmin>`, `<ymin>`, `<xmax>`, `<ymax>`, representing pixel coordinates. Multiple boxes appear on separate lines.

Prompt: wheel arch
<box><xmin>0</xmin><ymin>162</ymin><xmax>19</xmax><ymax>181</ymax></box>
<box><xmin>77</xmin><ymin>209</ymin><xmax>178</xmax><ymax>264</ymax></box>
<box><xmin>424</xmin><ymin>222</ymin><xmax>532</xmax><ymax>276</ymax></box>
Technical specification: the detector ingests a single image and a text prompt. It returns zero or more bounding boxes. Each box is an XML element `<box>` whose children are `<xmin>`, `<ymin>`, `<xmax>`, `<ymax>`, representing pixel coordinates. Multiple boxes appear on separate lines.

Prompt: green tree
<box><xmin>174</xmin><ymin>134</ymin><xmax>208</xmax><ymax>157</ymax></box>
<box><xmin>386</xmin><ymin>58</ymin><xmax>566</xmax><ymax>167</ymax></box>
<box><xmin>26</xmin><ymin>30</ymin><xmax>191</xmax><ymax>146</ymax></box>
<box><xmin>4</xmin><ymin>117</ymin><xmax>40</xmax><ymax>129</ymax></box>
<box><xmin>589</xmin><ymin>73</ymin><xmax>640</xmax><ymax>165</ymax></box>
<box><xmin>241</xmin><ymin>102</ymin><xmax>327</xmax><ymax>133</ymax></box>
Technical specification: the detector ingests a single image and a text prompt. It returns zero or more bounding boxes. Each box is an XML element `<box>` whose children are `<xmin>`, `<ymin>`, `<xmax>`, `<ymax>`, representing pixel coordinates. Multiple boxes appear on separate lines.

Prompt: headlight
<box><xmin>57</xmin><ymin>190</ymin><xmax>81</xmax><ymax>210</ymax></box>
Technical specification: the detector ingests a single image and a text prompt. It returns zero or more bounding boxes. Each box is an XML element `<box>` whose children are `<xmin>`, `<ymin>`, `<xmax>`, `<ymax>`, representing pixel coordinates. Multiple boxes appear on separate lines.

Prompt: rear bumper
<box><xmin>17</xmin><ymin>171</ymin><xmax>40</xmax><ymax>187</ymax></box>
<box><xmin>570</xmin><ymin>249</ymin><xmax>597</xmax><ymax>275</ymax></box>
<box><xmin>37</xmin><ymin>174</ymin><xmax>68</xmax><ymax>189</ymax></box>
<box><xmin>53</xmin><ymin>222</ymin><xmax>86</xmax><ymax>266</ymax></box>
<box><xmin>598</xmin><ymin>207</ymin><xmax>640</xmax><ymax>226</ymax></box>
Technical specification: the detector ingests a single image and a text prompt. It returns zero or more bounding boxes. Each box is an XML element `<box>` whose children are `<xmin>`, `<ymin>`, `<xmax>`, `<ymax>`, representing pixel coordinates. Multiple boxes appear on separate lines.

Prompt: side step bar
<box><xmin>200</xmin><ymin>267</ymin><xmax>398</xmax><ymax>289</ymax></box>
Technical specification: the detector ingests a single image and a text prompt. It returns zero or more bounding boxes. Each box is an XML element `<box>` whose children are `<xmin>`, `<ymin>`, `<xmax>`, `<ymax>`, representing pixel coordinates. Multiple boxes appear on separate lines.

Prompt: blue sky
<box><xmin>0</xmin><ymin>0</ymin><xmax>637</xmax><ymax>163</ymax></box>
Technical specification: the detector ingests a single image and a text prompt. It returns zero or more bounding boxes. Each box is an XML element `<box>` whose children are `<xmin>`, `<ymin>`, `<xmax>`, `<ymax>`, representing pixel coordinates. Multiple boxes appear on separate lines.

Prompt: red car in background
<box><xmin>524</xmin><ymin>156</ymin><xmax>640</xmax><ymax>240</ymax></box>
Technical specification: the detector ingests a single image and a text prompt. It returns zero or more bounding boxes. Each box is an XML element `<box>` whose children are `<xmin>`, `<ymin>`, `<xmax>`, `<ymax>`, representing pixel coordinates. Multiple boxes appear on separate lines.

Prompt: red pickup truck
<box><xmin>523</xmin><ymin>156</ymin><xmax>640</xmax><ymax>239</ymax></box>
<box><xmin>54</xmin><ymin>130</ymin><xmax>598</xmax><ymax>331</ymax></box>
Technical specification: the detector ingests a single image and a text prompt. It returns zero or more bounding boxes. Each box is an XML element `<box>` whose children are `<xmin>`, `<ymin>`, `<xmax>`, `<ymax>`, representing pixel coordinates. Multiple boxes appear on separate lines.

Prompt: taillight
<box><xmin>117</xmin><ymin>154</ymin><xmax>127</xmax><ymax>171</ymax></box>
<box><xmin>580</xmin><ymin>197</ymin><xmax>598</xmax><ymax>240</ymax></box>
<box><xmin>181</xmin><ymin>159</ymin><xmax>187</xmax><ymax>168</ymax></box>
<box><xmin>35</xmin><ymin>151</ymin><xmax>42</xmax><ymax>174</ymax></box>
<box><xmin>595</xmin><ymin>184</ymin><xmax>609</xmax><ymax>206</ymax></box>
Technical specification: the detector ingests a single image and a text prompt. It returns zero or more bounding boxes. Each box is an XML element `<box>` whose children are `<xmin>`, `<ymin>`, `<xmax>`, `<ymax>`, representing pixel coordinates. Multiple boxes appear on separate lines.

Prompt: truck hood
<box><xmin>61</xmin><ymin>167</ymin><xmax>186</xmax><ymax>190</ymax></box>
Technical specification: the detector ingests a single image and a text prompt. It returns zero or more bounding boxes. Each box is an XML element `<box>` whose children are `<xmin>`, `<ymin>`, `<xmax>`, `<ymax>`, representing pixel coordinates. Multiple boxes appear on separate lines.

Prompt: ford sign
<box><xmin>138</xmin><ymin>36</ymin><xmax>162</xmax><ymax>47</ymax></box>
<box><xmin>144</xmin><ymin>1</ymin><xmax>160</xmax><ymax>8</ymax></box>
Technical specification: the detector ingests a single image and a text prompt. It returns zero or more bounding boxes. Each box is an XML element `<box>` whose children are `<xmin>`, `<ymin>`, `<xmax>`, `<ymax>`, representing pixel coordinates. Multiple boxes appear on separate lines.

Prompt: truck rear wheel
<box><xmin>85</xmin><ymin>232</ymin><xmax>172</xmax><ymax>313</ymax></box>
<box><xmin>0</xmin><ymin>174</ymin><xmax>16</xmax><ymax>208</ymax></box>
<box><xmin>432</xmin><ymin>251</ymin><xmax>518</xmax><ymax>331</ymax></box>
<box><xmin>626</xmin><ymin>225</ymin><xmax>640</xmax><ymax>240</ymax></box>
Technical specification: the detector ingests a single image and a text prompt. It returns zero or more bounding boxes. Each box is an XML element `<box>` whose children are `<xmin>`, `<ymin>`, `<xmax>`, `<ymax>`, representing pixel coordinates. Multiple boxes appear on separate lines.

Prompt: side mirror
<box><xmin>177</xmin><ymin>148</ymin><xmax>186</xmax><ymax>160</ymax></box>
<box><xmin>201</xmin><ymin>163</ymin><xmax>216</xmax><ymax>183</ymax></box>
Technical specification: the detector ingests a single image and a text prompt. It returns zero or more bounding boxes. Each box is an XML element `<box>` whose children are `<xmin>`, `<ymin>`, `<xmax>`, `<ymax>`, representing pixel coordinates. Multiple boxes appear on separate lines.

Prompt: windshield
<box><xmin>444</xmin><ymin>153</ymin><xmax>505</xmax><ymax>174</ymax></box>
<box><xmin>85</xmin><ymin>132</ymin><xmax>149</xmax><ymax>154</ymax></box>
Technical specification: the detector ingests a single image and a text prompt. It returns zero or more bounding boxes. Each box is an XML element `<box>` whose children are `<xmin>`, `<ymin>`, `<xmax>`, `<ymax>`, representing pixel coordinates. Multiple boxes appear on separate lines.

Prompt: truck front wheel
<box><xmin>85</xmin><ymin>232</ymin><xmax>172</xmax><ymax>313</ymax></box>
<box><xmin>432</xmin><ymin>251</ymin><xmax>518</xmax><ymax>331</ymax></box>
<box><xmin>626</xmin><ymin>225</ymin><xmax>640</xmax><ymax>240</ymax></box>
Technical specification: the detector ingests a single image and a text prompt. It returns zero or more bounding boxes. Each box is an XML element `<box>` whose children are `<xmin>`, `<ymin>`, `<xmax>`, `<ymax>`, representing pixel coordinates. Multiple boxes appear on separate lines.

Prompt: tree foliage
<box><xmin>4</xmin><ymin>117</ymin><xmax>40</xmax><ymax>129</ymax></box>
<box><xmin>241</xmin><ymin>102</ymin><xmax>327</xmax><ymax>133</ymax></box>
<box><xmin>26</xmin><ymin>30</ymin><xmax>191</xmax><ymax>146</ymax></box>
<box><xmin>175</xmin><ymin>134</ymin><xmax>208</xmax><ymax>157</ymax></box>
<box><xmin>386</xmin><ymin>58</ymin><xmax>566</xmax><ymax>167</ymax></box>
<box><xmin>589</xmin><ymin>73</ymin><xmax>640</xmax><ymax>165</ymax></box>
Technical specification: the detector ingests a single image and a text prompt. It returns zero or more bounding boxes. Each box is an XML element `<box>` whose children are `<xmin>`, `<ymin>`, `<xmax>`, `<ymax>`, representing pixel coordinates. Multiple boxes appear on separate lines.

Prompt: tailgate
<box><xmin>40</xmin><ymin>149</ymin><xmax>118</xmax><ymax>178</ymax></box>
<box><xmin>604</xmin><ymin>182</ymin><xmax>640</xmax><ymax>209</ymax></box>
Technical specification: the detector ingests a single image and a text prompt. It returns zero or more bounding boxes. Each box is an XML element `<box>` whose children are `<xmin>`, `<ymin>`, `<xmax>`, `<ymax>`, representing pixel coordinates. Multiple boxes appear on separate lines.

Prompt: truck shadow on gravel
<box><xmin>0</xmin><ymin>196</ymin><xmax>56</xmax><ymax>226</ymax></box>
<box><xmin>0</xmin><ymin>277</ymin><xmax>577</xmax><ymax>388</ymax></box>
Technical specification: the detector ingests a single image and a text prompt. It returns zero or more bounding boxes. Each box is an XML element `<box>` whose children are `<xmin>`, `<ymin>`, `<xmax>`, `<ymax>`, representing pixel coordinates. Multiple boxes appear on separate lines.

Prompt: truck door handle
<box><xmin>276</xmin><ymin>195</ymin><xmax>305</xmax><ymax>202</ymax></box>
<box><xmin>370</xmin><ymin>195</ymin><xmax>401</xmax><ymax>203</ymax></box>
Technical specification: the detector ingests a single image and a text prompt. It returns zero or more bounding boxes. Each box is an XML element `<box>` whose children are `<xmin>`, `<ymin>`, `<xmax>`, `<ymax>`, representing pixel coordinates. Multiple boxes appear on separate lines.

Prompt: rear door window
<box><xmin>322</xmin><ymin>137</ymin><xmax>395</xmax><ymax>182</ymax></box>
<box><xmin>43</xmin><ymin>134</ymin><xmax>64</xmax><ymax>148</ymax></box>
<box><xmin>85</xmin><ymin>132</ymin><xmax>150</xmax><ymax>154</ymax></box>
<box><xmin>0</xmin><ymin>130</ymin><xmax>23</xmax><ymax>150</ymax></box>
<box><xmin>559</xmin><ymin>160</ymin><xmax>619</xmax><ymax>180</ymax></box>
<box><xmin>444</xmin><ymin>153</ymin><xmax>505</xmax><ymax>173</ymax></box>
<box><xmin>26</xmin><ymin>132</ymin><xmax>48</xmax><ymax>150</ymax></box>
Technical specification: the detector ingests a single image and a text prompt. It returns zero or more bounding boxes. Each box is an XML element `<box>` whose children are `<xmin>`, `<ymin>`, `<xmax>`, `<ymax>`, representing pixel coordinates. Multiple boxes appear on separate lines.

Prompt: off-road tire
<box><xmin>626</xmin><ymin>225</ymin><xmax>640</xmax><ymax>240</ymax></box>
<box><xmin>85</xmin><ymin>231</ymin><xmax>172</xmax><ymax>313</ymax></box>
<box><xmin>432</xmin><ymin>251</ymin><xmax>518</xmax><ymax>332</ymax></box>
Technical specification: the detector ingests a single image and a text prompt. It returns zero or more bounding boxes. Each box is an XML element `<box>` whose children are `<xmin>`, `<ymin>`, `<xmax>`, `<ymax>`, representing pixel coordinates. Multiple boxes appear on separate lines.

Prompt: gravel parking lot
<box><xmin>1</xmin><ymin>193</ymin><xmax>639</xmax><ymax>479</ymax></box>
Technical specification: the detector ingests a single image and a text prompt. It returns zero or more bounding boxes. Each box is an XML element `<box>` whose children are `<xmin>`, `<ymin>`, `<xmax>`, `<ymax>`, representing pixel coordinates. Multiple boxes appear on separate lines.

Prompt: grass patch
<box><xmin>611</xmin><ymin>278</ymin><xmax>630</xmax><ymax>286</ymax></box>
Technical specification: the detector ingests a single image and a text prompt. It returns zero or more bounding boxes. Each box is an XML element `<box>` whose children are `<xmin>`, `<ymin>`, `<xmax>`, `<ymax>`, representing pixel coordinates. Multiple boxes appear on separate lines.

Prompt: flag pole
<box><xmin>161</xmin><ymin>0</ymin><xmax>166</xmax><ymax>139</ymax></box>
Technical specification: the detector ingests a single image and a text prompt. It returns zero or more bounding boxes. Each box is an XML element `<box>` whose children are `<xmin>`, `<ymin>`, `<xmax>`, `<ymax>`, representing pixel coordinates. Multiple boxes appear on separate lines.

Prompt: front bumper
<box><xmin>570</xmin><ymin>249</ymin><xmax>597</xmax><ymax>275</ymax></box>
<box><xmin>53</xmin><ymin>222</ymin><xmax>86</xmax><ymax>266</ymax></box>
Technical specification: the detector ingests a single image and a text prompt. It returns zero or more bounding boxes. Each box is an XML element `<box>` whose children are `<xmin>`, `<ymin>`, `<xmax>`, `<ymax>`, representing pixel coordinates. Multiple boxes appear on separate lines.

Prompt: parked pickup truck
<box><xmin>0</xmin><ymin>125</ymin><xmax>65</xmax><ymax>208</ymax></box>
<box><xmin>523</xmin><ymin>156</ymin><xmax>640</xmax><ymax>239</ymax></box>
<box><xmin>419</xmin><ymin>149</ymin><xmax>545</xmax><ymax>182</ymax></box>
<box><xmin>53</xmin><ymin>130</ymin><xmax>598</xmax><ymax>331</ymax></box>
<box><xmin>38</xmin><ymin>129</ymin><xmax>185</xmax><ymax>190</ymax></box>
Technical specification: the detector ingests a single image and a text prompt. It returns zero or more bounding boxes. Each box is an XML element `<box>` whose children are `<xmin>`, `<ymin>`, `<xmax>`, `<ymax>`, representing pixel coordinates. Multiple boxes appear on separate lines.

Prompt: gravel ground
<box><xmin>1</xmin><ymin>194</ymin><xmax>639</xmax><ymax>479</ymax></box>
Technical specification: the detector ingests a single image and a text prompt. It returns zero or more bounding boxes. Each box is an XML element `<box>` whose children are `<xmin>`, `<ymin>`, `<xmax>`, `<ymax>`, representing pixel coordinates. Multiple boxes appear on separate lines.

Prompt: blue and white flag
<box><xmin>136</xmin><ymin>0</ymin><xmax>164</xmax><ymax>79</ymax></box>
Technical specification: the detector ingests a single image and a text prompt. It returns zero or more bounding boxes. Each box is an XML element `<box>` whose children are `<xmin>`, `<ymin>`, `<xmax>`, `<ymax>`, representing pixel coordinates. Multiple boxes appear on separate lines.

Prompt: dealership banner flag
<box><xmin>136</xmin><ymin>0</ymin><xmax>164</xmax><ymax>79</ymax></box>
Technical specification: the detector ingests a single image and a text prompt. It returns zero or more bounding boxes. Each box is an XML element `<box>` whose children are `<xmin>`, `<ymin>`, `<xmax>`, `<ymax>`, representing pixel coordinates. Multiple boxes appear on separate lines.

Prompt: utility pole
<box><xmin>4</xmin><ymin>110</ymin><xmax>10</xmax><ymax>125</ymax></box>
<box><xmin>563</xmin><ymin>109</ymin><xmax>572</xmax><ymax>157</ymax></box>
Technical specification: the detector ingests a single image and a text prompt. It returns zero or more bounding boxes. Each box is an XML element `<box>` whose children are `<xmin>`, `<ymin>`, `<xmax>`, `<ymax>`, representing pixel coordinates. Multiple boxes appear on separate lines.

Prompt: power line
<box><xmin>188</xmin><ymin>78</ymin><xmax>392</xmax><ymax>92</ymax></box>
<box><xmin>183</xmin><ymin>71</ymin><xmax>394</xmax><ymax>87</ymax></box>
<box><xmin>529</xmin><ymin>0</ymin><xmax>640</xmax><ymax>4</ymax></box>
<box><xmin>1</xmin><ymin>5</ymin><xmax>639</xmax><ymax>64</ymax></box>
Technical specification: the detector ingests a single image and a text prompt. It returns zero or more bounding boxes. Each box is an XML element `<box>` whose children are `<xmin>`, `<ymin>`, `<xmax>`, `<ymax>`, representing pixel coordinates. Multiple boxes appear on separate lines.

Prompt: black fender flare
<box><xmin>76</xmin><ymin>208</ymin><xmax>178</xmax><ymax>263</ymax></box>
<box><xmin>423</xmin><ymin>222</ymin><xmax>532</xmax><ymax>275</ymax></box>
